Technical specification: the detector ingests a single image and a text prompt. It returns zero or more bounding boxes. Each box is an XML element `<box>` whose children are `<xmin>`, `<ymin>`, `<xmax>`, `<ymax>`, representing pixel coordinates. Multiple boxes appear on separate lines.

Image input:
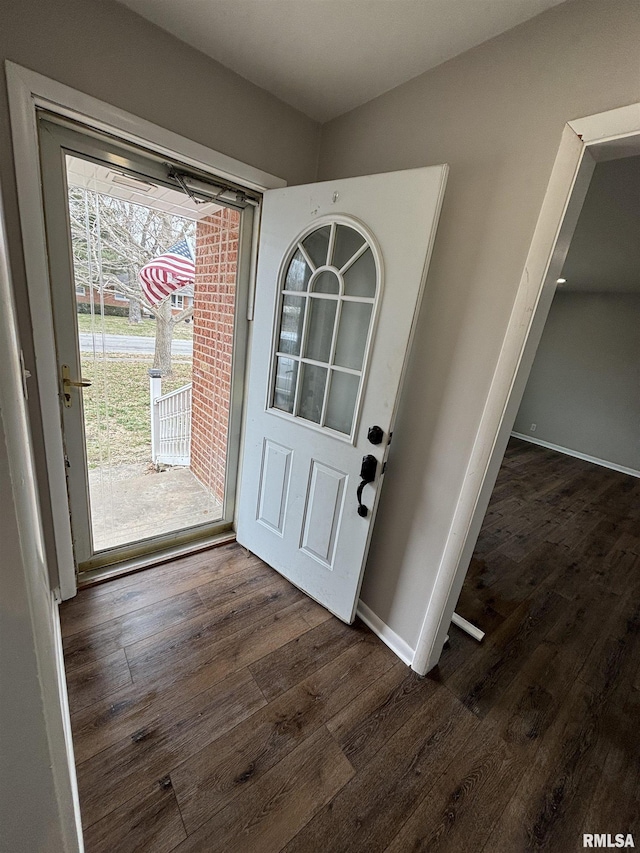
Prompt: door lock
<box><xmin>367</xmin><ymin>424</ymin><xmax>384</xmax><ymax>445</ymax></box>
<box><xmin>61</xmin><ymin>364</ymin><xmax>92</xmax><ymax>408</ymax></box>
<box><xmin>356</xmin><ymin>454</ymin><xmax>377</xmax><ymax>518</ymax></box>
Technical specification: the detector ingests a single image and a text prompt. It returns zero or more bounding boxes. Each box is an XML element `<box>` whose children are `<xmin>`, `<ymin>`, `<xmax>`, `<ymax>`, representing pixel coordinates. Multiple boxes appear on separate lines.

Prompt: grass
<box><xmin>82</xmin><ymin>354</ymin><xmax>193</xmax><ymax>468</ymax></box>
<box><xmin>76</xmin><ymin>312</ymin><xmax>194</xmax><ymax>340</ymax></box>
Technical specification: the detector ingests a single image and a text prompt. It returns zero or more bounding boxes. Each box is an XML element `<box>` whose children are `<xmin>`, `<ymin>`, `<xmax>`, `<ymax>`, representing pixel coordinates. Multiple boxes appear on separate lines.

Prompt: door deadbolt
<box><xmin>367</xmin><ymin>425</ymin><xmax>384</xmax><ymax>445</ymax></box>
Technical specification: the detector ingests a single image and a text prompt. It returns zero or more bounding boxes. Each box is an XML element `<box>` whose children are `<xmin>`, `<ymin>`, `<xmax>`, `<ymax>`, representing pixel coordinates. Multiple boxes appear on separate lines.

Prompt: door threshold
<box><xmin>77</xmin><ymin>530</ymin><xmax>237</xmax><ymax>589</ymax></box>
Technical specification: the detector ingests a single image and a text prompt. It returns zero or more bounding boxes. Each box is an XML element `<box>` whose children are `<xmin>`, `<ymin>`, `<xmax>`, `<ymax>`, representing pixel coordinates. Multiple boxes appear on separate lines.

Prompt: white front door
<box><xmin>237</xmin><ymin>166</ymin><xmax>448</xmax><ymax>622</ymax></box>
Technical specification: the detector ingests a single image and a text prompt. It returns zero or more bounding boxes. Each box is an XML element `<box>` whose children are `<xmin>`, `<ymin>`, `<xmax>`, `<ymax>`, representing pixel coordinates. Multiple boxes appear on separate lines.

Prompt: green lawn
<box><xmin>76</xmin><ymin>312</ymin><xmax>194</xmax><ymax>340</ymax></box>
<box><xmin>82</xmin><ymin>354</ymin><xmax>193</xmax><ymax>468</ymax></box>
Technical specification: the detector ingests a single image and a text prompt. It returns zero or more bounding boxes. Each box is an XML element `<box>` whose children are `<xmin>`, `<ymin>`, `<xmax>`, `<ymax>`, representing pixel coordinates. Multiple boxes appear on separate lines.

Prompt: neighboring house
<box><xmin>2</xmin><ymin>1</ymin><xmax>639</xmax><ymax>851</ymax></box>
<box><xmin>75</xmin><ymin>282</ymin><xmax>129</xmax><ymax>311</ymax></box>
<box><xmin>169</xmin><ymin>282</ymin><xmax>194</xmax><ymax>315</ymax></box>
<box><xmin>75</xmin><ymin>276</ymin><xmax>193</xmax><ymax>317</ymax></box>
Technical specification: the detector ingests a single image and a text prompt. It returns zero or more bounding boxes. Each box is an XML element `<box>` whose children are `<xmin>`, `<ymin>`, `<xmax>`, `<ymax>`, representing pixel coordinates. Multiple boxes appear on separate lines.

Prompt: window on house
<box><xmin>171</xmin><ymin>293</ymin><xmax>185</xmax><ymax>309</ymax></box>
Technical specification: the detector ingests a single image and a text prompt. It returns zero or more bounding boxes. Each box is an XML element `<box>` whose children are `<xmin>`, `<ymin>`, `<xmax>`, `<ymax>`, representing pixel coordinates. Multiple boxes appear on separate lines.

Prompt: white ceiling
<box><xmin>115</xmin><ymin>0</ymin><xmax>567</xmax><ymax>122</ymax></box>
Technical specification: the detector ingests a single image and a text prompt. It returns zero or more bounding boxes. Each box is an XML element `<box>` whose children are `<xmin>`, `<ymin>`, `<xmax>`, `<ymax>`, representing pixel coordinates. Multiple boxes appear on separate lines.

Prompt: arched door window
<box><xmin>270</xmin><ymin>219</ymin><xmax>380</xmax><ymax>438</ymax></box>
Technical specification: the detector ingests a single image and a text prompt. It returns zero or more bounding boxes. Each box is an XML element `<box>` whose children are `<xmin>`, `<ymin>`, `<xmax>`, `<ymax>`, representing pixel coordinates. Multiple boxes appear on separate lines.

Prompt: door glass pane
<box><xmin>332</xmin><ymin>225</ymin><xmax>365</xmax><ymax>270</ymax></box>
<box><xmin>311</xmin><ymin>270</ymin><xmax>340</xmax><ymax>294</ymax></box>
<box><xmin>334</xmin><ymin>301</ymin><xmax>373</xmax><ymax>370</ymax></box>
<box><xmin>298</xmin><ymin>363</ymin><xmax>327</xmax><ymax>423</ymax></box>
<box><xmin>302</xmin><ymin>226</ymin><xmax>331</xmax><ymax>269</ymax></box>
<box><xmin>343</xmin><ymin>247</ymin><xmax>376</xmax><ymax>297</ymax></box>
<box><xmin>285</xmin><ymin>249</ymin><xmax>312</xmax><ymax>292</ymax></box>
<box><xmin>273</xmin><ymin>356</ymin><xmax>298</xmax><ymax>413</ymax></box>
<box><xmin>270</xmin><ymin>219</ymin><xmax>379</xmax><ymax>437</ymax></box>
<box><xmin>65</xmin><ymin>154</ymin><xmax>235</xmax><ymax>556</ymax></box>
<box><xmin>325</xmin><ymin>371</ymin><xmax>359</xmax><ymax>434</ymax></box>
<box><xmin>278</xmin><ymin>295</ymin><xmax>305</xmax><ymax>356</ymax></box>
<box><xmin>304</xmin><ymin>297</ymin><xmax>337</xmax><ymax>363</ymax></box>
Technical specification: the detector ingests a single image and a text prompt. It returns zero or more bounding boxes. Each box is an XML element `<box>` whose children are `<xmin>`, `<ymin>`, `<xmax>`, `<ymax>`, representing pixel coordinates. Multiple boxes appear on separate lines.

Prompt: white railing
<box><xmin>149</xmin><ymin>374</ymin><xmax>192</xmax><ymax>466</ymax></box>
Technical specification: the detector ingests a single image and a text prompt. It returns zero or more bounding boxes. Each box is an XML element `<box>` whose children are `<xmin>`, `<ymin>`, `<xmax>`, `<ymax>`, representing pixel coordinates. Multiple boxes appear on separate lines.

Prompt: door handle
<box><xmin>356</xmin><ymin>454</ymin><xmax>377</xmax><ymax>518</ymax></box>
<box><xmin>61</xmin><ymin>364</ymin><xmax>92</xmax><ymax>408</ymax></box>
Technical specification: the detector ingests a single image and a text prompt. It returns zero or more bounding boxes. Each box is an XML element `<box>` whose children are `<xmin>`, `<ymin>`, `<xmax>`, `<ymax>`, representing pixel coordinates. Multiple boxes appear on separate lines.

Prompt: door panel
<box><xmin>237</xmin><ymin>166</ymin><xmax>448</xmax><ymax>622</ymax></box>
<box><xmin>256</xmin><ymin>439</ymin><xmax>293</xmax><ymax>534</ymax></box>
<box><xmin>300</xmin><ymin>460</ymin><xmax>347</xmax><ymax>568</ymax></box>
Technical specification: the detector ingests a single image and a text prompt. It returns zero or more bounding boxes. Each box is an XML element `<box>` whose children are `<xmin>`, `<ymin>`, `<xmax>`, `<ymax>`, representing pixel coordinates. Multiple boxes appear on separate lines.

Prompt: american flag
<box><xmin>139</xmin><ymin>239</ymin><xmax>195</xmax><ymax>306</ymax></box>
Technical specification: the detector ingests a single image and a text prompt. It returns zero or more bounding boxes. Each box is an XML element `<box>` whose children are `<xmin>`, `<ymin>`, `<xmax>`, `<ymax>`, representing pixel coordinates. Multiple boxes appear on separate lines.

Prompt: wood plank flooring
<box><xmin>60</xmin><ymin>438</ymin><xmax>640</xmax><ymax>852</ymax></box>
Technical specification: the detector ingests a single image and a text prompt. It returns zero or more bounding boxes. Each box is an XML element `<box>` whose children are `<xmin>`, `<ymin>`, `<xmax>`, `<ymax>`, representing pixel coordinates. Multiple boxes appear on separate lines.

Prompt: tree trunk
<box><xmin>127</xmin><ymin>270</ymin><xmax>141</xmax><ymax>324</ymax></box>
<box><xmin>152</xmin><ymin>301</ymin><xmax>174</xmax><ymax>376</ymax></box>
<box><xmin>128</xmin><ymin>297</ymin><xmax>141</xmax><ymax>324</ymax></box>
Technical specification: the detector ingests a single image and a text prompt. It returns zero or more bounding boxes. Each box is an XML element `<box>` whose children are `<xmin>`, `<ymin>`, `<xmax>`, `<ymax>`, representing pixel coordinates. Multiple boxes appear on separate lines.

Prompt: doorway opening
<box><xmin>451</xmin><ymin>145</ymin><xmax>640</xmax><ymax>639</ymax></box>
<box><xmin>427</xmin><ymin>152</ymin><xmax>640</xmax><ymax>842</ymax></box>
<box><xmin>410</xmin><ymin>105</ymin><xmax>640</xmax><ymax>676</ymax></box>
<box><xmin>443</xmin><ymin>152</ymin><xmax>640</xmax><ymax>674</ymax></box>
<box><xmin>38</xmin><ymin>115</ymin><xmax>256</xmax><ymax>575</ymax></box>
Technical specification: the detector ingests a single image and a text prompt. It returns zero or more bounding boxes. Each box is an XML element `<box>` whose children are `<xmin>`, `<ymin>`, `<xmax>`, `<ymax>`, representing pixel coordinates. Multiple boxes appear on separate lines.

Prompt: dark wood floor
<box><xmin>60</xmin><ymin>438</ymin><xmax>640</xmax><ymax>852</ymax></box>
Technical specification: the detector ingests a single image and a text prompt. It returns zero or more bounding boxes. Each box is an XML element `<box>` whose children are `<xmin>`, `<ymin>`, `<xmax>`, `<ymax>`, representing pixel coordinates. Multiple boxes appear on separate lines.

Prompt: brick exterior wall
<box><xmin>190</xmin><ymin>208</ymin><xmax>240</xmax><ymax>502</ymax></box>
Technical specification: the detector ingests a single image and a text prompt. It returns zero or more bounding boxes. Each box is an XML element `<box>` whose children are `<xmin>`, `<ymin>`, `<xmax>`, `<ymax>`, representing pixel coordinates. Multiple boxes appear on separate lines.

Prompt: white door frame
<box><xmin>6</xmin><ymin>61</ymin><xmax>286</xmax><ymax>600</ymax></box>
<box><xmin>412</xmin><ymin>101</ymin><xmax>640</xmax><ymax>675</ymax></box>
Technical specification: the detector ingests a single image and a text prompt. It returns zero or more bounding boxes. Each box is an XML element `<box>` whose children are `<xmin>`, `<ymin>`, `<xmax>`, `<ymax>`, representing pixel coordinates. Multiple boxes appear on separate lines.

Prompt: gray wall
<box><xmin>514</xmin><ymin>292</ymin><xmax>640</xmax><ymax>472</ymax></box>
<box><xmin>0</xmin><ymin>0</ymin><xmax>320</xmax><ymax>582</ymax></box>
<box><xmin>561</xmin><ymin>156</ymin><xmax>640</xmax><ymax>293</ymax></box>
<box><xmin>318</xmin><ymin>0</ymin><xmax>640</xmax><ymax>648</ymax></box>
<box><xmin>0</xmin><ymin>196</ymin><xmax>79</xmax><ymax>851</ymax></box>
<box><xmin>0</xmin><ymin>5</ymin><xmax>319</xmax><ymax>847</ymax></box>
<box><xmin>1</xmin><ymin>6</ymin><xmax>639</xmax><ymax>846</ymax></box>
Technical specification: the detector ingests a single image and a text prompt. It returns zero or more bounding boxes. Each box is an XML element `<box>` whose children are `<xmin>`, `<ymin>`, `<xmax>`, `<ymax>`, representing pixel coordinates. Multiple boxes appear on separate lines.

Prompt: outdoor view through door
<box><xmin>65</xmin><ymin>154</ymin><xmax>239</xmax><ymax>554</ymax></box>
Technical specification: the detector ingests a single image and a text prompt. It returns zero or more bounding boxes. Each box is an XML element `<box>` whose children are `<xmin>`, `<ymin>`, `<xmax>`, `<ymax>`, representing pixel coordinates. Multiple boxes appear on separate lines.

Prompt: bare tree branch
<box><xmin>67</xmin><ymin>184</ymin><xmax>196</xmax><ymax>374</ymax></box>
<box><xmin>171</xmin><ymin>305</ymin><xmax>195</xmax><ymax>325</ymax></box>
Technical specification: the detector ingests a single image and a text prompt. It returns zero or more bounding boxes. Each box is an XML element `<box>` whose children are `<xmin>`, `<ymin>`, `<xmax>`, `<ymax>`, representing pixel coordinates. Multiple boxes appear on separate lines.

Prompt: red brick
<box><xmin>191</xmin><ymin>208</ymin><xmax>240</xmax><ymax>501</ymax></box>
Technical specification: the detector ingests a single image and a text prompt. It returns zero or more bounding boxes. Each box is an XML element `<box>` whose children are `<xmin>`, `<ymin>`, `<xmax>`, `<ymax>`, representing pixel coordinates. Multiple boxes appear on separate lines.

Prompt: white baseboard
<box><xmin>356</xmin><ymin>601</ymin><xmax>415</xmax><ymax>666</ymax></box>
<box><xmin>50</xmin><ymin>592</ymin><xmax>84</xmax><ymax>851</ymax></box>
<box><xmin>511</xmin><ymin>432</ymin><xmax>640</xmax><ymax>479</ymax></box>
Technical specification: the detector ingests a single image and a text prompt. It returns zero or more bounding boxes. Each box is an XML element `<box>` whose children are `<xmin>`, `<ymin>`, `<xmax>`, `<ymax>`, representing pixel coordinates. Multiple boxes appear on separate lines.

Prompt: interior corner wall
<box><xmin>513</xmin><ymin>291</ymin><xmax>640</xmax><ymax>473</ymax></box>
<box><xmin>0</xmin><ymin>385</ymin><xmax>65</xmax><ymax>853</ymax></box>
<box><xmin>0</xmin><ymin>393</ymin><xmax>76</xmax><ymax>853</ymax></box>
<box><xmin>1</xmin><ymin>194</ymin><xmax>79</xmax><ymax>851</ymax></box>
<box><xmin>0</xmin><ymin>0</ymin><xmax>321</xmax><ymax>584</ymax></box>
<box><xmin>317</xmin><ymin>0</ymin><xmax>640</xmax><ymax>653</ymax></box>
